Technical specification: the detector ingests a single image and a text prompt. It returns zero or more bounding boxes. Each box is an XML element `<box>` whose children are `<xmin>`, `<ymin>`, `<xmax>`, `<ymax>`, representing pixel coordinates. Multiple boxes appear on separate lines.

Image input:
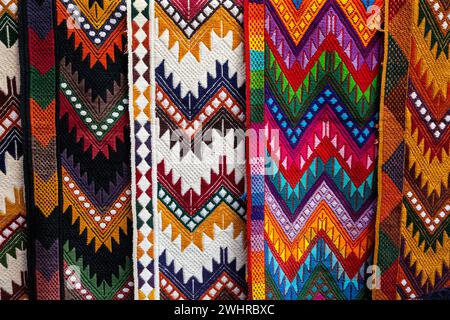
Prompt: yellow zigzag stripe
<box><xmin>412</xmin><ymin>16</ymin><xmax>450</xmax><ymax>100</ymax></box>
<box><xmin>132</xmin><ymin>85</ymin><xmax>151</xmax><ymax>119</ymax></box>
<box><xmin>33</xmin><ymin>172</ymin><xmax>58</xmax><ymax>217</ymax></box>
<box><xmin>269</xmin><ymin>0</ymin><xmax>379</xmax><ymax>46</ymax></box>
<box><xmin>0</xmin><ymin>188</ymin><xmax>25</xmax><ymax>219</ymax></box>
<box><xmin>265</xmin><ymin>201</ymin><xmax>373</xmax><ymax>263</ymax></box>
<box><xmin>402</xmin><ymin>207</ymin><xmax>450</xmax><ymax>285</ymax></box>
<box><xmin>159</xmin><ymin>201</ymin><xmax>245</xmax><ymax>251</ymax></box>
<box><xmin>62</xmin><ymin>171</ymin><xmax>130</xmax><ymax>251</ymax></box>
<box><xmin>73</xmin><ymin>0</ymin><xmax>123</xmax><ymax>29</ymax></box>
<box><xmin>406</xmin><ymin>109</ymin><xmax>450</xmax><ymax>197</ymax></box>
<box><xmin>137</xmin><ymin>226</ymin><xmax>155</xmax><ymax>300</ymax></box>
<box><xmin>138</xmin><ymin>288</ymin><xmax>155</xmax><ymax>300</ymax></box>
<box><xmin>156</xmin><ymin>5</ymin><xmax>242</xmax><ymax>61</ymax></box>
<box><xmin>137</xmin><ymin>228</ymin><xmax>154</xmax><ymax>259</ymax></box>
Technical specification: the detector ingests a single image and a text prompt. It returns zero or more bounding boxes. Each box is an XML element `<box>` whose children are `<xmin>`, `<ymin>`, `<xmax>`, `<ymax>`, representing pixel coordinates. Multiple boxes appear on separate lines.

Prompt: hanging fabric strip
<box><xmin>20</xmin><ymin>0</ymin><xmax>133</xmax><ymax>300</ymax></box>
<box><xmin>245</xmin><ymin>0</ymin><xmax>265</xmax><ymax>300</ymax></box>
<box><xmin>373</xmin><ymin>0</ymin><xmax>450</xmax><ymax>300</ymax></box>
<box><xmin>128</xmin><ymin>0</ymin><xmax>154</xmax><ymax>300</ymax></box>
<box><xmin>20</xmin><ymin>0</ymin><xmax>60</xmax><ymax>300</ymax></box>
<box><xmin>245</xmin><ymin>0</ymin><xmax>385</xmax><ymax>300</ymax></box>
<box><xmin>0</xmin><ymin>0</ymin><xmax>27</xmax><ymax>300</ymax></box>
<box><xmin>130</xmin><ymin>0</ymin><xmax>248</xmax><ymax>300</ymax></box>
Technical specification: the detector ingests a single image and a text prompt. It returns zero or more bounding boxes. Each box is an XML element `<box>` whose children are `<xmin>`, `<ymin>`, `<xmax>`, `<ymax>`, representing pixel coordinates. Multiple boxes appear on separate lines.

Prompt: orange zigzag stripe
<box><xmin>156</xmin><ymin>5</ymin><xmax>242</xmax><ymax>61</ymax></box>
<box><xmin>160</xmin><ymin>201</ymin><xmax>245</xmax><ymax>251</ymax></box>
<box><xmin>61</xmin><ymin>167</ymin><xmax>130</xmax><ymax>251</ymax></box>
<box><xmin>56</xmin><ymin>1</ymin><xmax>125</xmax><ymax>68</ymax></box>
<box><xmin>265</xmin><ymin>201</ymin><xmax>373</xmax><ymax>264</ymax></box>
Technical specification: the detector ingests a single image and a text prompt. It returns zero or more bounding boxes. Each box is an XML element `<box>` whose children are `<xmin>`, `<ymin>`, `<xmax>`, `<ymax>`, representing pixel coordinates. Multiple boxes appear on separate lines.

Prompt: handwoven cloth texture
<box><xmin>129</xmin><ymin>0</ymin><xmax>248</xmax><ymax>300</ymax></box>
<box><xmin>245</xmin><ymin>0</ymin><xmax>384</xmax><ymax>300</ymax></box>
<box><xmin>373</xmin><ymin>0</ymin><xmax>450</xmax><ymax>300</ymax></box>
<box><xmin>20</xmin><ymin>0</ymin><xmax>133</xmax><ymax>300</ymax></box>
<box><xmin>0</xmin><ymin>0</ymin><xmax>27</xmax><ymax>300</ymax></box>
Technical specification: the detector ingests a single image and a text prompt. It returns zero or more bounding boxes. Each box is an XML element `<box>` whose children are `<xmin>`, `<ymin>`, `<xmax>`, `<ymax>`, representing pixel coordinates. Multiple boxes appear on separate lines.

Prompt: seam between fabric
<box><xmin>126</xmin><ymin>0</ymin><xmax>138</xmax><ymax>300</ymax></box>
<box><xmin>18</xmin><ymin>0</ymin><xmax>35</xmax><ymax>300</ymax></box>
<box><xmin>372</xmin><ymin>0</ymin><xmax>390</xmax><ymax>300</ymax></box>
<box><xmin>53</xmin><ymin>0</ymin><xmax>64</xmax><ymax>299</ymax></box>
<box><xmin>150</xmin><ymin>0</ymin><xmax>160</xmax><ymax>300</ymax></box>
<box><xmin>394</xmin><ymin>0</ymin><xmax>415</xmax><ymax>301</ymax></box>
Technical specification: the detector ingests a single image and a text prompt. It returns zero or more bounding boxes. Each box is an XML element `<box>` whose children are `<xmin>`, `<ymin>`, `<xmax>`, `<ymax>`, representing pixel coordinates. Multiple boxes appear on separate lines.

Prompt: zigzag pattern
<box><xmin>15</xmin><ymin>0</ymin><xmax>449</xmax><ymax>301</ymax></box>
<box><xmin>373</xmin><ymin>0</ymin><xmax>450</xmax><ymax>300</ymax></box>
<box><xmin>22</xmin><ymin>0</ymin><xmax>132</xmax><ymax>299</ymax></box>
<box><xmin>21</xmin><ymin>0</ymin><xmax>61</xmax><ymax>300</ymax></box>
<box><xmin>130</xmin><ymin>0</ymin><xmax>247</xmax><ymax>300</ymax></box>
<box><xmin>246</xmin><ymin>0</ymin><xmax>384</xmax><ymax>299</ymax></box>
<box><xmin>0</xmin><ymin>0</ymin><xmax>26</xmax><ymax>300</ymax></box>
<box><xmin>57</xmin><ymin>0</ymin><xmax>132</xmax><ymax>300</ymax></box>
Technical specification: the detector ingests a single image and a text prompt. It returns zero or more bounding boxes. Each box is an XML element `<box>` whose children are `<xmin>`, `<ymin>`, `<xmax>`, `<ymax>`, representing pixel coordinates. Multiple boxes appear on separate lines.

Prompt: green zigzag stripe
<box><xmin>266</xmin><ymin>48</ymin><xmax>379</xmax><ymax>124</ymax></box>
<box><xmin>268</xmin><ymin>156</ymin><xmax>375</xmax><ymax>212</ymax></box>
<box><xmin>63</xmin><ymin>241</ymin><xmax>132</xmax><ymax>300</ymax></box>
<box><xmin>296</xmin><ymin>265</ymin><xmax>349</xmax><ymax>300</ymax></box>
<box><xmin>59</xmin><ymin>76</ymin><xmax>128</xmax><ymax>140</ymax></box>
<box><xmin>404</xmin><ymin>198</ymin><xmax>450</xmax><ymax>250</ymax></box>
<box><xmin>265</xmin><ymin>262</ymin><xmax>360</xmax><ymax>300</ymax></box>
<box><xmin>418</xmin><ymin>0</ymin><xmax>449</xmax><ymax>58</ymax></box>
<box><xmin>0</xmin><ymin>230</ymin><xmax>27</xmax><ymax>268</ymax></box>
<box><xmin>158</xmin><ymin>185</ymin><xmax>246</xmax><ymax>231</ymax></box>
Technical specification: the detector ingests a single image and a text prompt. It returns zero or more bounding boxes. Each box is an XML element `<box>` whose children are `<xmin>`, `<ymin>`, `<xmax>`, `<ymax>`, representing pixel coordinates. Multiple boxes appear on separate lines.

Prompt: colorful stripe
<box><xmin>130</xmin><ymin>0</ymin><xmax>248</xmax><ymax>300</ymax></box>
<box><xmin>11</xmin><ymin>0</ymin><xmax>450</xmax><ymax>301</ymax></box>
<box><xmin>246</xmin><ymin>0</ymin><xmax>384</xmax><ymax>300</ymax></box>
<box><xmin>373</xmin><ymin>0</ymin><xmax>450</xmax><ymax>300</ymax></box>
<box><xmin>0</xmin><ymin>0</ymin><xmax>27</xmax><ymax>300</ymax></box>
<box><xmin>21</xmin><ymin>0</ymin><xmax>133</xmax><ymax>300</ymax></box>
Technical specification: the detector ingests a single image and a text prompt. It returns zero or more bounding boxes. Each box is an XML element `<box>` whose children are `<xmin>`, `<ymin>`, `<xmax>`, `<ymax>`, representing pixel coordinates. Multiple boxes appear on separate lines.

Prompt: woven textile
<box><xmin>0</xmin><ymin>0</ymin><xmax>27</xmax><ymax>300</ymax></box>
<box><xmin>12</xmin><ymin>0</ymin><xmax>450</xmax><ymax>301</ymax></box>
<box><xmin>128</xmin><ymin>0</ymin><xmax>153</xmax><ymax>299</ymax></box>
<box><xmin>373</xmin><ymin>0</ymin><xmax>450</xmax><ymax>300</ymax></box>
<box><xmin>129</xmin><ymin>0</ymin><xmax>248</xmax><ymax>300</ymax></box>
<box><xmin>246</xmin><ymin>0</ymin><xmax>384</xmax><ymax>299</ymax></box>
<box><xmin>20</xmin><ymin>0</ymin><xmax>133</xmax><ymax>299</ymax></box>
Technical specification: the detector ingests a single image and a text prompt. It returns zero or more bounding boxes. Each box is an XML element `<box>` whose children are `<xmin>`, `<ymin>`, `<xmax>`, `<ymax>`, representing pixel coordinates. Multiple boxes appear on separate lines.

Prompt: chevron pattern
<box><xmin>16</xmin><ymin>0</ymin><xmax>450</xmax><ymax>301</ymax></box>
<box><xmin>22</xmin><ymin>0</ymin><xmax>132</xmax><ymax>299</ymax></box>
<box><xmin>21</xmin><ymin>0</ymin><xmax>61</xmax><ymax>300</ymax></box>
<box><xmin>246</xmin><ymin>0</ymin><xmax>384</xmax><ymax>299</ymax></box>
<box><xmin>0</xmin><ymin>0</ymin><xmax>27</xmax><ymax>301</ymax></box>
<box><xmin>57</xmin><ymin>0</ymin><xmax>133</xmax><ymax>301</ymax></box>
<box><xmin>129</xmin><ymin>0</ymin><xmax>247</xmax><ymax>300</ymax></box>
<box><xmin>373</xmin><ymin>0</ymin><xmax>450</xmax><ymax>300</ymax></box>
<box><xmin>0</xmin><ymin>0</ymin><xmax>18</xmax><ymax>48</ymax></box>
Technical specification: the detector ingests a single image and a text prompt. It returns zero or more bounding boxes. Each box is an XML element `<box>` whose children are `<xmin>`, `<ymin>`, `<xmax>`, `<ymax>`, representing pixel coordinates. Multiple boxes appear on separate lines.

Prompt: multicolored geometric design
<box><xmin>0</xmin><ymin>0</ymin><xmax>27</xmax><ymax>300</ymax></box>
<box><xmin>20</xmin><ymin>0</ymin><xmax>60</xmax><ymax>300</ymax></box>
<box><xmin>246</xmin><ymin>0</ymin><xmax>384</xmax><ymax>299</ymax></box>
<box><xmin>128</xmin><ymin>0</ymin><xmax>154</xmax><ymax>299</ymax></box>
<box><xmin>130</xmin><ymin>0</ymin><xmax>248</xmax><ymax>300</ymax></box>
<box><xmin>373</xmin><ymin>0</ymin><xmax>450</xmax><ymax>300</ymax></box>
<box><xmin>13</xmin><ymin>0</ymin><xmax>450</xmax><ymax>301</ymax></box>
<box><xmin>21</xmin><ymin>0</ymin><xmax>133</xmax><ymax>300</ymax></box>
